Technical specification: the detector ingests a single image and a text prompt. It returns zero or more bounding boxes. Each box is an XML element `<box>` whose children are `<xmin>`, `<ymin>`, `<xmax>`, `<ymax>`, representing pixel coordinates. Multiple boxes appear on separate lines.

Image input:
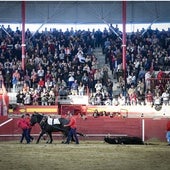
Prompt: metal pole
<box><xmin>21</xmin><ymin>0</ymin><xmax>26</xmax><ymax>71</ymax></box>
<box><xmin>122</xmin><ymin>0</ymin><xmax>127</xmax><ymax>84</ymax></box>
<box><xmin>142</xmin><ymin>118</ymin><xmax>145</xmax><ymax>142</ymax></box>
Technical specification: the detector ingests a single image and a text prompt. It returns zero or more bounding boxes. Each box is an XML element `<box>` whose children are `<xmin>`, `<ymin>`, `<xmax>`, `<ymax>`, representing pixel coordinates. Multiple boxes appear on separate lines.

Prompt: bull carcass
<box><xmin>104</xmin><ymin>136</ymin><xmax>144</xmax><ymax>145</ymax></box>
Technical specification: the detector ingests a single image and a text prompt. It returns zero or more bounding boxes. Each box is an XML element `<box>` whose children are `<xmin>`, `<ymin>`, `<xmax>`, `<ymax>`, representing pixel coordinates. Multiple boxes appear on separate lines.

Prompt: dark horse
<box><xmin>30</xmin><ymin>112</ymin><xmax>83</xmax><ymax>144</ymax></box>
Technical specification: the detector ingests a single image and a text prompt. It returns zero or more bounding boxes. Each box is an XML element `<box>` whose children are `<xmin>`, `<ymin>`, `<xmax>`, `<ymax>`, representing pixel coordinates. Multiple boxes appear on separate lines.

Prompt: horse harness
<box><xmin>40</xmin><ymin>116</ymin><xmax>48</xmax><ymax>128</ymax></box>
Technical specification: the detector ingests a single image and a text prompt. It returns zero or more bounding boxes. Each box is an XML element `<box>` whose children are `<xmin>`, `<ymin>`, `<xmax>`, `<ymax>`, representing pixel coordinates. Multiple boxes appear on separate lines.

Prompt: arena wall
<box><xmin>0</xmin><ymin>104</ymin><xmax>169</xmax><ymax>142</ymax></box>
<box><xmin>0</xmin><ymin>116</ymin><xmax>168</xmax><ymax>142</ymax></box>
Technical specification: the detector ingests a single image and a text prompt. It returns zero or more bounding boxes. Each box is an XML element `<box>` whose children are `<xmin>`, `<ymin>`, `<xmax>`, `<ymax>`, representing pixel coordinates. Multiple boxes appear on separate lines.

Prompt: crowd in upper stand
<box><xmin>0</xmin><ymin>24</ymin><xmax>170</xmax><ymax>106</ymax></box>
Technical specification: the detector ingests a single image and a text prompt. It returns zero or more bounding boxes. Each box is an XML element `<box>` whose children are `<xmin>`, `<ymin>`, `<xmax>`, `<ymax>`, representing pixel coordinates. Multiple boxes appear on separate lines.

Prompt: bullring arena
<box><xmin>1</xmin><ymin>1</ymin><xmax>170</xmax><ymax>170</ymax></box>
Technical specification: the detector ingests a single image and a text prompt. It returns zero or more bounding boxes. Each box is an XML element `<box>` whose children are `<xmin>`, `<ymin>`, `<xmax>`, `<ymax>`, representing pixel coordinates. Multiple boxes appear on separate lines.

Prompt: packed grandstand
<box><xmin>0</xmin><ymin>24</ymin><xmax>170</xmax><ymax>107</ymax></box>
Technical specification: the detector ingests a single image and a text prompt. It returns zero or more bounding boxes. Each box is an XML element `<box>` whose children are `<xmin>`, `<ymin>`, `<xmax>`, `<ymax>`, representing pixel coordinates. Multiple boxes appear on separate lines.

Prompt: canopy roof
<box><xmin>0</xmin><ymin>1</ymin><xmax>170</xmax><ymax>24</ymax></box>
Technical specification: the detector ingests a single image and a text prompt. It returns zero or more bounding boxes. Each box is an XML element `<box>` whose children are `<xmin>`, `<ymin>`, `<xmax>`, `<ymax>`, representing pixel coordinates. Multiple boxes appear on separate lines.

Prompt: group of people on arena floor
<box><xmin>17</xmin><ymin>111</ymin><xmax>79</xmax><ymax>145</ymax></box>
<box><xmin>17</xmin><ymin>113</ymin><xmax>34</xmax><ymax>144</ymax></box>
<box><xmin>17</xmin><ymin>111</ymin><xmax>170</xmax><ymax>145</ymax></box>
<box><xmin>0</xmin><ymin>24</ymin><xmax>170</xmax><ymax>107</ymax></box>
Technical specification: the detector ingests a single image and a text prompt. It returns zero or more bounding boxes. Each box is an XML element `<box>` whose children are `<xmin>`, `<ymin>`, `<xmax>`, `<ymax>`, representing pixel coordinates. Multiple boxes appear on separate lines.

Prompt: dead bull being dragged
<box><xmin>104</xmin><ymin>136</ymin><xmax>144</xmax><ymax>145</ymax></box>
<box><xmin>30</xmin><ymin>112</ymin><xmax>84</xmax><ymax>144</ymax></box>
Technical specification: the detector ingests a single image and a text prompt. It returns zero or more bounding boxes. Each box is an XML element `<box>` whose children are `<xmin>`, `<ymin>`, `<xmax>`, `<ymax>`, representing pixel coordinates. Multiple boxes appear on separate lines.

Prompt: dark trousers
<box><xmin>66</xmin><ymin>128</ymin><xmax>79</xmax><ymax>144</ymax></box>
<box><xmin>20</xmin><ymin>129</ymin><xmax>30</xmax><ymax>144</ymax></box>
<box><xmin>28</xmin><ymin>128</ymin><xmax>34</xmax><ymax>141</ymax></box>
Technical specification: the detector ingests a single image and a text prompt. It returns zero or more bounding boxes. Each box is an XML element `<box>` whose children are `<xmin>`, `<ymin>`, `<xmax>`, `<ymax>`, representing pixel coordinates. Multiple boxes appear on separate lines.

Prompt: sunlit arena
<box><xmin>0</xmin><ymin>1</ymin><xmax>170</xmax><ymax>170</ymax></box>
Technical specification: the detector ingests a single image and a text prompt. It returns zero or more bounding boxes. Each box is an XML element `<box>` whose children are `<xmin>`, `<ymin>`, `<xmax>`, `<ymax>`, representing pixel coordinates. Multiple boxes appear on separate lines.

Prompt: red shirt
<box><xmin>17</xmin><ymin>118</ymin><xmax>29</xmax><ymax>130</ymax></box>
<box><xmin>38</xmin><ymin>79</ymin><xmax>45</xmax><ymax>87</ymax></box>
<box><xmin>66</xmin><ymin>116</ymin><xmax>77</xmax><ymax>129</ymax></box>
<box><xmin>25</xmin><ymin>117</ymin><xmax>32</xmax><ymax>129</ymax></box>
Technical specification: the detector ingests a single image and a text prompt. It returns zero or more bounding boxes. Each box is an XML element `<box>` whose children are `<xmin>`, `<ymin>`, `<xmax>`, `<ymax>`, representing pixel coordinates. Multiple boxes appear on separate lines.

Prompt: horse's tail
<box><xmin>77</xmin><ymin>131</ymin><xmax>85</xmax><ymax>137</ymax></box>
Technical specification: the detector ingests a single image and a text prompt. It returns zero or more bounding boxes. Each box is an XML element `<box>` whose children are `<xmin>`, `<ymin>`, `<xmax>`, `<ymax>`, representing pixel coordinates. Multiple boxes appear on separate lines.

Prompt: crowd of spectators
<box><xmin>0</xmin><ymin>24</ymin><xmax>170</xmax><ymax>107</ymax></box>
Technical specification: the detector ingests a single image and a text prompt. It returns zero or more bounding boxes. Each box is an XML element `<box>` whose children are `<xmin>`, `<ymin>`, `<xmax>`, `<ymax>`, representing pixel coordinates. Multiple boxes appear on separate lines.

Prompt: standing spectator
<box><xmin>64</xmin><ymin>112</ymin><xmax>79</xmax><ymax>144</ymax></box>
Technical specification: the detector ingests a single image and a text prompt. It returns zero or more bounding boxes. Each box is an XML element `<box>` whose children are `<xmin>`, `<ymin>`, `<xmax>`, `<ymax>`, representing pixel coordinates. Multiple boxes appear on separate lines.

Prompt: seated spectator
<box><xmin>24</xmin><ymin>92</ymin><xmax>32</xmax><ymax>105</ymax></box>
<box><xmin>118</xmin><ymin>93</ymin><xmax>126</xmax><ymax>106</ymax></box>
<box><xmin>157</xmin><ymin>68</ymin><xmax>165</xmax><ymax>80</ymax></box>
<box><xmin>146</xmin><ymin>90</ymin><xmax>153</xmax><ymax>106</ymax></box>
<box><xmin>94</xmin><ymin>90</ymin><xmax>103</xmax><ymax>105</ymax></box>
<box><xmin>138</xmin><ymin>67</ymin><xmax>146</xmax><ymax>81</ymax></box>
<box><xmin>68</xmin><ymin>73</ymin><xmax>75</xmax><ymax>89</ymax></box>
<box><xmin>153</xmin><ymin>93</ymin><xmax>162</xmax><ymax>106</ymax></box>
<box><xmin>81</xmin><ymin>72</ymin><xmax>89</xmax><ymax>86</ymax></box>
<box><xmin>22</xmin><ymin>82</ymin><xmax>30</xmax><ymax>94</ymax></box>
<box><xmin>40</xmin><ymin>88</ymin><xmax>48</xmax><ymax>106</ymax></box>
<box><xmin>16</xmin><ymin>90</ymin><xmax>25</xmax><ymax>105</ymax></box>
<box><xmin>58</xmin><ymin>86</ymin><xmax>68</xmax><ymax>99</ymax></box>
<box><xmin>105</xmin><ymin>78</ymin><xmax>113</xmax><ymax>99</ymax></box>
<box><xmin>61</xmin><ymin>79</ymin><xmax>67</xmax><ymax>88</ymax></box>
<box><xmin>93</xmin><ymin>109</ymin><xmax>100</xmax><ymax>118</ymax></box>
<box><xmin>30</xmin><ymin>68</ymin><xmax>38</xmax><ymax>88</ymax></box>
<box><xmin>161</xmin><ymin>90</ymin><xmax>170</xmax><ymax>105</ymax></box>
<box><xmin>145</xmin><ymin>70</ymin><xmax>152</xmax><ymax>91</ymax></box>
<box><xmin>71</xmin><ymin>80</ymin><xmax>78</xmax><ymax>95</ymax></box>
<box><xmin>45</xmin><ymin>79</ymin><xmax>53</xmax><ymax>90</ymax></box>
<box><xmin>94</xmin><ymin>80</ymin><xmax>103</xmax><ymax>92</ymax></box>
<box><xmin>77</xmin><ymin>49</ymin><xmax>85</xmax><ymax>63</ymax></box>
<box><xmin>48</xmin><ymin>89</ymin><xmax>55</xmax><ymax>105</ymax></box>
<box><xmin>137</xmin><ymin>90</ymin><xmax>146</xmax><ymax>105</ymax></box>
<box><xmin>83</xmin><ymin>63</ymin><xmax>90</xmax><ymax>74</ymax></box>
<box><xmin>104</xmin><ymin>96</ymin><xmax>112</xmax><ymax>105</ymax></box>
<box><xmin>12</xmin><ymin>69</ymin><xmax>20</xmax><ymax>92</ymax></box>
<box><xmin>136</xmin><ymin>80</ymin><xmax>145</xmax><ymax>94</ymax></box>
<box><xmin>45</xmin><ymin>70</ymin><xmax>52</xmax><ymax>81</ymax></box>
<box><xmin>89</xmin><ymin>93</ymin><xmax>95</xmax><ymax>105</ymax></box>
<box><xmin>38</xmin><ymin>78</ymin><xmax>45</xmax><ymax>89</ymax></box>
<box><xmin>127</xmin><ymin>84</ymin><xmax>136</xmax><ymax>97</ymax></box>
<box><xmin>37</xmin><ymin>66</ymin><xmax>45</xmax><ymax>80</ymax></box>
<box><xmin>78</xmin><ymin>81</ymin><xmax>85</xmax><ymax>96</ymax></box>
<box><xmin>112</xmin><ymin>97</ymin><xmax>119</xmax><ymax>106</ymax></box>
<box><xmin>129</xmin><ymin>92</ymin><xmax>137</xmax><ymax>105</ymax></box>
<box><xmin>32</xmin><ymin>89</ymin><xmax>40</xmax><ymax>105</ymax></box>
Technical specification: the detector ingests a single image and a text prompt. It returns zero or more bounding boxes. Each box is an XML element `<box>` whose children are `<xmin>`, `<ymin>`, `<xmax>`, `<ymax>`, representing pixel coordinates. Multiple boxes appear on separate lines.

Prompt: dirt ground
<box><xmin>0</xmin><ymin>140</ymin><xmax>170</xmax><ymax>170</ymax></box>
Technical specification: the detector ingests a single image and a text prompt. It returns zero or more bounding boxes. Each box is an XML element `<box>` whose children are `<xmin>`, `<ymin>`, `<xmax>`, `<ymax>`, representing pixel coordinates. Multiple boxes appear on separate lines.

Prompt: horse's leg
<box><xmin>36</xmin><ymin>131</ymin><xmax>45</xmax><ymax>144</ymax></box>
<box><xmin>48</xmin><ymin>132</ymin><xmax>53</xmax><ymax>144</ymax></box>
<box><xmin>61</xmin><ymin>133</ymin><xmax>67</xmax><ymax>143</ymax></box>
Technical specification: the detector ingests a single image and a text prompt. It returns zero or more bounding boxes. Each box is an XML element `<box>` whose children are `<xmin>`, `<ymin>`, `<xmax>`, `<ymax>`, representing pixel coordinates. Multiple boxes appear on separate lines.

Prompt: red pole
<box><xmin>21</xmin><ymin>1</ymin><xmax>26</xmax><ymax>71</ymax></box>
<box><xmin>122</xmin><ymin>0</ymin><xmax>127</xmax><ymax>83</ymax></box>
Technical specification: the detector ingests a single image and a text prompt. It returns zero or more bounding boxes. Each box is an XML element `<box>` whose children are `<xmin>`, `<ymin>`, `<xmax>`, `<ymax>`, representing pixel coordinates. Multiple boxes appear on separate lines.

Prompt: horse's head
<box><xmin>30</xmin><ymin>112</ymin><xmax>43</xmax><ymax>126</ymax></box>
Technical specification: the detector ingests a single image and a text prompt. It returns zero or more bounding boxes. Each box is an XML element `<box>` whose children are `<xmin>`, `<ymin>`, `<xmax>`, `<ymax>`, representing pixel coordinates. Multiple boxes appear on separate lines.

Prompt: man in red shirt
<box><xmin>17</xmin><ymin>114</ymin><xmax>30</xmax><ymax>144</ymax></box>
<box><xmin>25</xmin><ymin>113</ymin><xmax>34</xmax><ymax>142</ymax></box>
<box><xmin>64</xmin><ymin>112</ymin><xmax>79</xmax><ymax>144</ymax></box>
<box><xmin>166</xmin><ymin>119</ymin><xmax>170</xmax><ymax>146</ymax></box>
